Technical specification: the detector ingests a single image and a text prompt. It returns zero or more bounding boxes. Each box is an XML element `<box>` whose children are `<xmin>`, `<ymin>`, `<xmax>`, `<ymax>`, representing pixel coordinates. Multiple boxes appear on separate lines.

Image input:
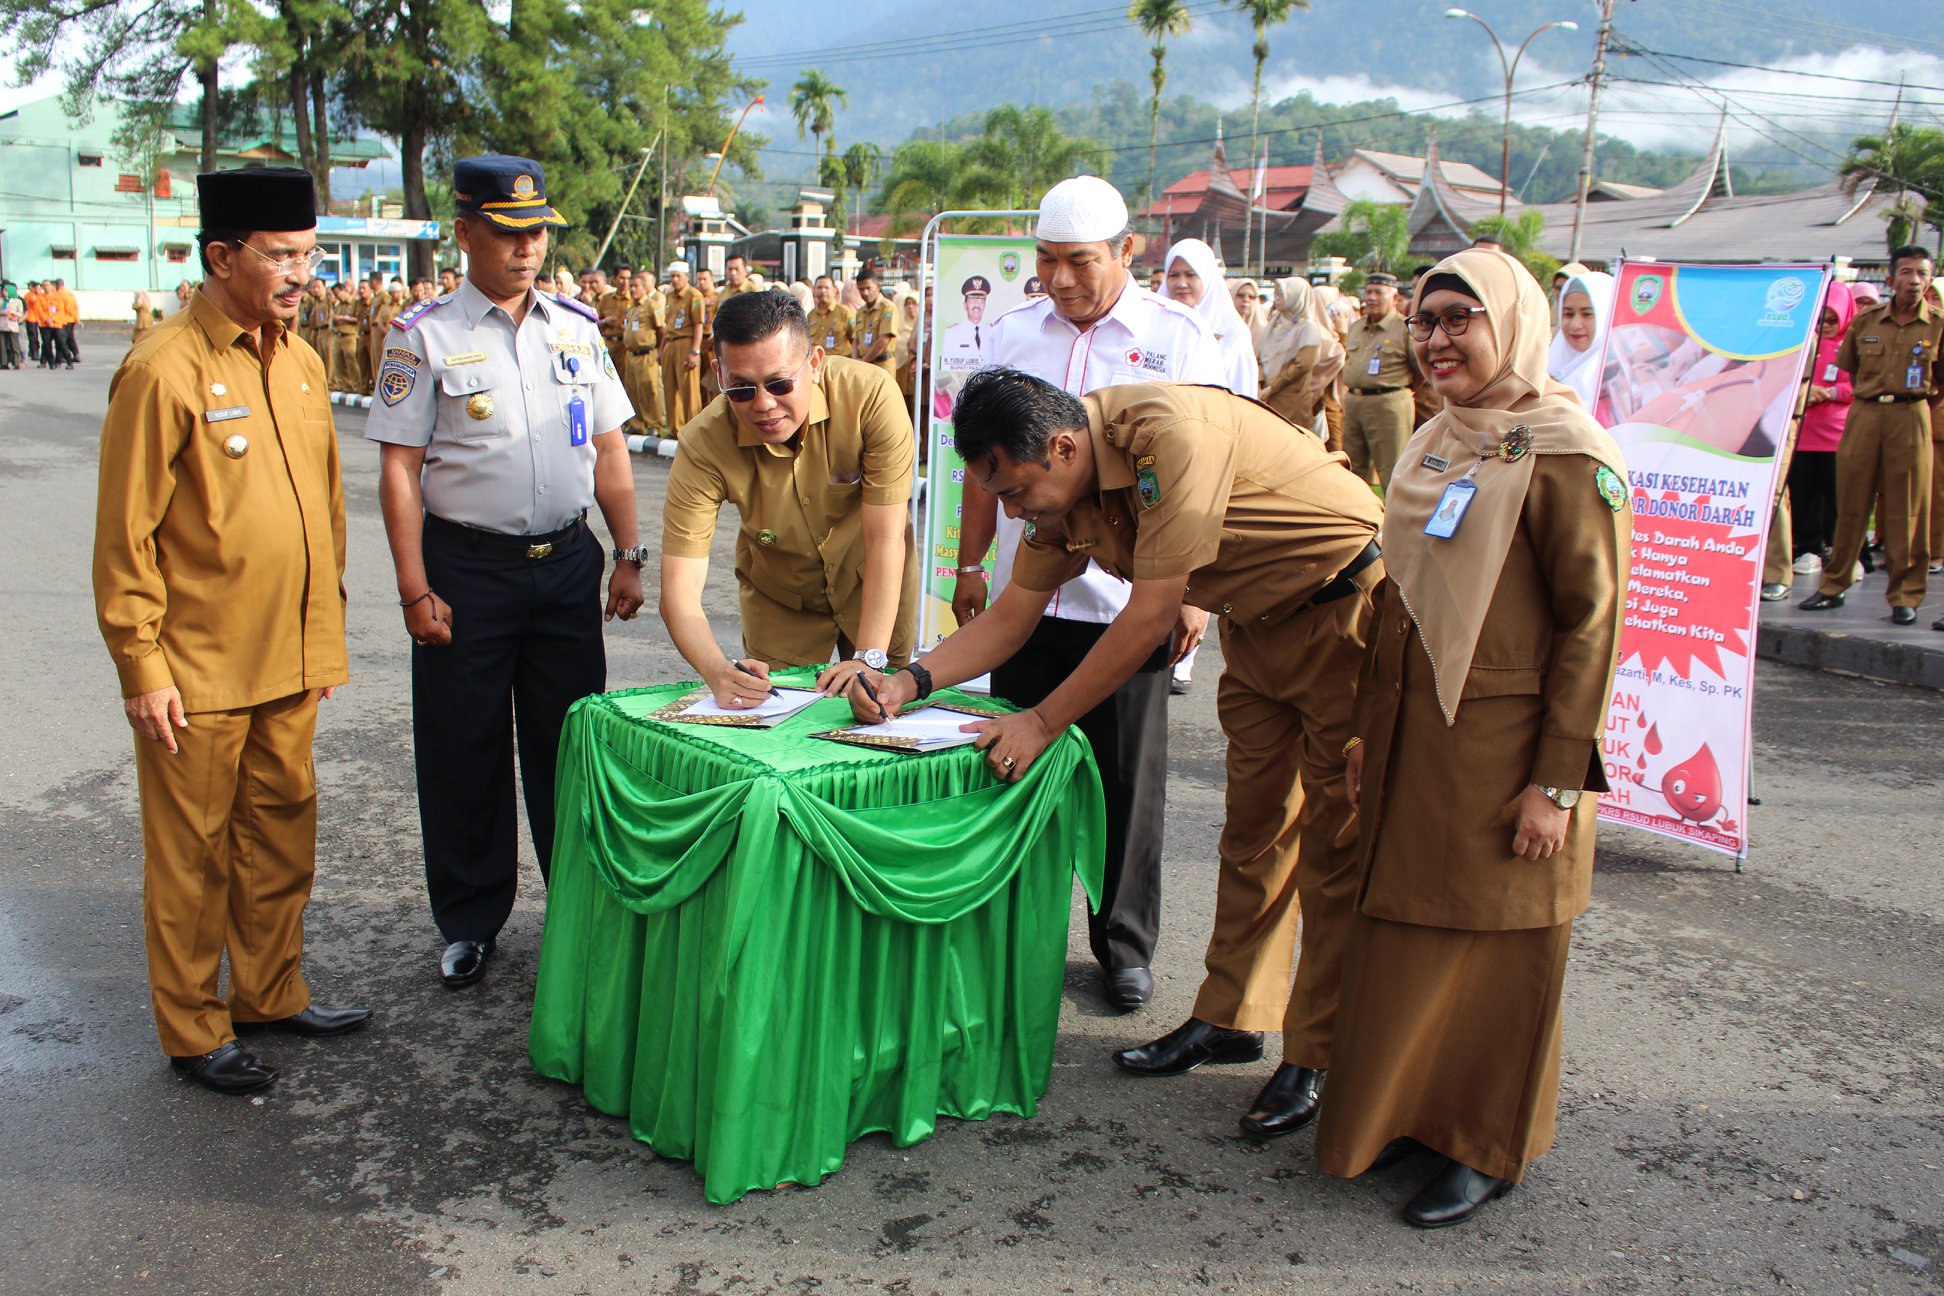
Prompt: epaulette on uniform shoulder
<box><xmin>392</xmin><ymin>297</ymin><xmax>443</xmax><ymax>331</ymax></box>
<box><xmin>554</xmin><ymin>293</ymin><xmax>600</xmax><ymax>322</ymax></box>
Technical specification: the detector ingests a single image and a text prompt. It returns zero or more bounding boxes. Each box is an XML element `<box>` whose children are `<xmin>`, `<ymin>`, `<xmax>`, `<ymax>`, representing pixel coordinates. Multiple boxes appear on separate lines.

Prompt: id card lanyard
<box><xmin>565</xmin><ymin>355</ymin><xmax>589</xmax><ymax>446</ymax></box>
<box><xmin>1424</xmin><ymin>461</ymin><xmax>1481</xmax><ymax>539</ymax></box>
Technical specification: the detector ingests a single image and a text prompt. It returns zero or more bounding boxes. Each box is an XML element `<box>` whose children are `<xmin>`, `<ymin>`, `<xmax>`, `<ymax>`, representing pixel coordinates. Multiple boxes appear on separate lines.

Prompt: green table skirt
<box><xmin>529</xmin><ymin>672</ymin><xmax>1105</xmax><ymax>1203</ymax></box>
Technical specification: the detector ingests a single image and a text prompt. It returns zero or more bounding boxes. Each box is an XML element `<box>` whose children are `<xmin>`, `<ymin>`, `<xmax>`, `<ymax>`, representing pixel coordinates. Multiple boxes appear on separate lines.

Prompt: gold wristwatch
<box><xmin>1537</xmin><ymin>785</ymin><xmax>1582</xmax><ymax>809</ymax></box>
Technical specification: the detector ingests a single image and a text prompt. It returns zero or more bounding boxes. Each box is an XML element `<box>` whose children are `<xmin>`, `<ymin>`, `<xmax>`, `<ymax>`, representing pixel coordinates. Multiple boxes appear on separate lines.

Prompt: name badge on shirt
<box><xmin>1366</xmin><ymin>353</ymin><xmax>1383</xmax><ymax>376</ymax></box>
<box><xmin>1424</xmin><ymin>479</ymin><xmax>1477</xmax><ymax>539</ymax></box>
<box><xmin>204</xmin><ymin>405</ymin><xmax>251</xmax><ymax>422</ymax></box>
<box><xmin>568</xmin><ymin>395</ymin><xmax>588</xmax><ymax>447</ymax></box>
<box><xmin>1907</xmin><ymin>364</ymin><xmax>1925</xmax><ymax>390</ymax></box>
<box><xmin>1821</xmin><ymin>362</ymin><xmax>1838</xmax><ymax>384</ymax></box>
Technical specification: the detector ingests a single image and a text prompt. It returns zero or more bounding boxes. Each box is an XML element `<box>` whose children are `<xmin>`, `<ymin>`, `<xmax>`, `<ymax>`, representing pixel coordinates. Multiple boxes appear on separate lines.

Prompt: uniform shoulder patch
<box><xmin>553</xmin><ymin>294</ymin><xmax>600</xmax><ymax>322</ymax></box>
<box><xmin>1595</xmin><ymin>463</ymin><xmax>1627</xmax><ymax>512</ymax></box>
<box><xmin>377</xmin><ymin>356</ymin><xmax>417</xmax><ymax>406</ymax></box>
<box><xmin>391</xmin><ymin>298</ymin><xmax>441</xmax><ymax>331</ymax></box>
<box><xmin>1136</xmin><ymin>455</ymin><xmax>1162</xmax><ymax>508</ymax></box>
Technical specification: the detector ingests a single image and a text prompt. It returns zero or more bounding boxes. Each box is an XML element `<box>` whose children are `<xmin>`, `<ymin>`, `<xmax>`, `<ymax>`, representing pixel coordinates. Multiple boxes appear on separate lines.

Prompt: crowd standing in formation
<box><xmin>82</xmin><ymin>150</ymin><xmax>1933</xmax><ymax>1241</ymax></box>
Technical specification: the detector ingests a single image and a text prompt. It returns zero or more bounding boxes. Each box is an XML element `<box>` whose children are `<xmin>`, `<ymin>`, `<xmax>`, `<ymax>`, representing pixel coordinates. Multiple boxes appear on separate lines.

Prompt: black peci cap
<box><xmin>198</xmin><ymin>167</ymin><xmax>316</xmax><ymax>232</ymax></box>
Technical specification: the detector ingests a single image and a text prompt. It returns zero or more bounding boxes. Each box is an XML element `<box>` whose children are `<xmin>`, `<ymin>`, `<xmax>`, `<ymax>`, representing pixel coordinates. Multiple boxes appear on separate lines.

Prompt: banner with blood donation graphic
<box><xmin>1591</xmin><ymin>261</ymin><xmax>1829</xmax><ymax>859</ymax></box>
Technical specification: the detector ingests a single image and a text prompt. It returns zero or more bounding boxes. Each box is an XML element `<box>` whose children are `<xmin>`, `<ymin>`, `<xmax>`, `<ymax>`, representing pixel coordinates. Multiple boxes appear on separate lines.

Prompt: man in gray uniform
<box><xmin>365</xmin><ymin>155</ymin><xmax>645</xmax><ymax>989</ymax></box>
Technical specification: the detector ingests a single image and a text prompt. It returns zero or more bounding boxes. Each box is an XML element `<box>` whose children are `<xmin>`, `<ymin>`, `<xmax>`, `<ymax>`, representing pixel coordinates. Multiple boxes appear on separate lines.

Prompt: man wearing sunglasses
<box><xmin>660</xmin><ymin>290</ymin><xmax>918</xmax><ymax>706</ymax></box>
<box><xmin>365</xmin><ymin>155</ymin><xmax>645</xmax><ymax>992</ymax></box>
<box><xmin>94</xmin><ymin>166</ymin><xmax>368</xmax><ymax>1095</ymax></box>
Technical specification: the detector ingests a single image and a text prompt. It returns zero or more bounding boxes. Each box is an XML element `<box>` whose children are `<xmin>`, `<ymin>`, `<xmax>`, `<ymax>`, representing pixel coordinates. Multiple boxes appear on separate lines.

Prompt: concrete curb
<box><xmin>1756</xmin><ymin>622</ymin><xmax>1944</xmax><ymax>690</ymax></box>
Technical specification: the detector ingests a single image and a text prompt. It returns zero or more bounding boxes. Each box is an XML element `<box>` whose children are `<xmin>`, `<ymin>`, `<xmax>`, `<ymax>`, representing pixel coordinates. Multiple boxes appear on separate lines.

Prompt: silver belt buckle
<box><xmin>1878</xmin><ymin>394</ymin><xmax>1898</xmax><ymax>404</ymax></box>
<box><xmin>526</xmin><ymin>541</ymin><xmax>553</xmax><ymax>559</ymax></box>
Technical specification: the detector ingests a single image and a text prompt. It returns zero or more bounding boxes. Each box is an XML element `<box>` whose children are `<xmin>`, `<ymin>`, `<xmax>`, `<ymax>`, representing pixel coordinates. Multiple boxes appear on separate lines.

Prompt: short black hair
<box><xmin>855</xmin><ymin>265</ymin><xmax>879</xmax><ymax>284</ymax></box>
<box><xmin>1472</xmin><ymin>235</ymin><xmax>1504</xmax><ymax>249</ymax></box>
<box><xmin>713</xmin><ymin>288</ymin><xmax>809</xmax><ymax>349</ymax></box>
<box><xmin>814</xmin><ymin>274</ymin><xmax>834</xmax><ymax>287</ymax></box>
<box><xmin>1889</xmin><ymin>245</ymin><xmax>1933</xmax><ymax>276</ymax></box>
<box><xmin>952</xmin><ymin>367</ymin><xmax>1087</xmax><ymax>469</ymax></box>
<box><xmin>726</xmin><ymin>253</ymin><xmax>747</xmax><ymax>267</ymax></box>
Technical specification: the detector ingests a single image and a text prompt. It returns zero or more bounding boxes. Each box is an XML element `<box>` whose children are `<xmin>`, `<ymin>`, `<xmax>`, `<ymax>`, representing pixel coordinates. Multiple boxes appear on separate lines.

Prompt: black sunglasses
<box><xmin>721</xmin><ymin>354</ymin><xmax>810</xmax><ymax>403</ymax></box>
<box><xmin>1405</xmin><ymin>305</ymin><xmax>1489</xmax><ymax>342</ymax></box>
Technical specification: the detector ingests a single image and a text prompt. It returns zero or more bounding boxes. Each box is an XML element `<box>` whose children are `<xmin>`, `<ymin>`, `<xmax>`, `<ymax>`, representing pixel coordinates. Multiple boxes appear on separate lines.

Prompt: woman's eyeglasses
<box><xmin>722</xmin><ymin>354</ymin><xmax>811</xmax><ymax>403</ymax></box>
<box><xmin>1405</xmin><ymin>305</ymin><xmax>1489</xmax><ymax>342</ymax></box>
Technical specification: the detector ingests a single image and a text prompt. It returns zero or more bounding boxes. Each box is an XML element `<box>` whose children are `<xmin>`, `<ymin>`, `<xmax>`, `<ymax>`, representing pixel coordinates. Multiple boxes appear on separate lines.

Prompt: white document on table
<box><xmin>670</xmin><ymin>687</ymin><xmax>824</xmax><ymax>727</ymax></box>
<box><xmin>817</xmin><ymin>705</ymin><xmax>987</xmax><ymax>752</ymax></box>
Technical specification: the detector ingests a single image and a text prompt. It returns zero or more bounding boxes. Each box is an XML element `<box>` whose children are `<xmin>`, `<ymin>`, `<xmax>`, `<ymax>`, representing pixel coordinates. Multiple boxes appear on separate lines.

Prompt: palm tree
<box><xmin>1469</xmin><ymin>210</ymin><xmax>1557</xmax><ymax>282</ymax></box>
<box><xmin>818</xmin><ymin>152</ymin><xmax>850</xmax><ymax>249</ymax></box>
<box><xmin>1839</xmin><ymin>124</ymin><xmax>1944</xmax><ymax>253</ymax></box>
<box><xmin>1231</xmin><ymin>0</ymin><xmax>1307</xmax><ymax>274</ymax></box>
<box><xmin>840</xmin><ymin>140</ymin><xmax>883</xmax><ymax>236</ymax></box>
<box><xmin>875</xmin><ymin>139</ymin><xmax>1011</xmax><ymax>238</ymax></box>
<box><xmin>966</xmin><ymin>104</ymin><xmax>1111</xmax><ymax>209</ymax></box>
<box><xmin>1129</xmin><ymin>0</ymin><xmax>1195</xmax><ymax>209</ymax></box>
<box><xmin>790</xmin><ymin>71</ymin><xmax>847</xmax><ymax>163</ymax></box>
<box><xmin>1310</xmin><ymin>198</ymin><xmax>1412</xmax><ymax>274</ymax></box>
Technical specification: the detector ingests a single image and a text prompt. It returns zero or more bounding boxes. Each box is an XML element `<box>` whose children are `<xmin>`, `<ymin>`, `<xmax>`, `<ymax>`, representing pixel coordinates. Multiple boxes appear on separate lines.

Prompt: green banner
<box><xmin>919</xmin><ymin>235</ymin><xmax>1038</xmax><ymax>649</ymax></box>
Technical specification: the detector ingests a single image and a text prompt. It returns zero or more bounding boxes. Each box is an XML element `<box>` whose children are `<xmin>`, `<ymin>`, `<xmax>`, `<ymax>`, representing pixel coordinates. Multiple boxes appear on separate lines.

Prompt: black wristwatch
<box><xmin>899</xmin><ymin>660</ymin><xmax>934</xmax><ymax>700</ymax></box>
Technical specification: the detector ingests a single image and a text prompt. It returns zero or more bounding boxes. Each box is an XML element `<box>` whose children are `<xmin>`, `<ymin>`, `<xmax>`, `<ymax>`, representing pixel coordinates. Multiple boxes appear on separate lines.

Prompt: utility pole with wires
<box><xmin>1569</xmin><ymin>0</ymin><xmax>1617</xmax><ymax>263</ymax></box>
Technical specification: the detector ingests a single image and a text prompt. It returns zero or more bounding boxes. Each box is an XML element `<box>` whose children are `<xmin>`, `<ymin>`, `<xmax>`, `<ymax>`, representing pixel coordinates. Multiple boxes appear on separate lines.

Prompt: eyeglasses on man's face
<box><xmin>1405</xmin><ymin>305</ymin><xmax>1489</xmax><ymax>342</ymax></box>
<box><xmin>233</xmin><ymin>240</ymin><xmax>329</xmax><ymax>277</ymax></box>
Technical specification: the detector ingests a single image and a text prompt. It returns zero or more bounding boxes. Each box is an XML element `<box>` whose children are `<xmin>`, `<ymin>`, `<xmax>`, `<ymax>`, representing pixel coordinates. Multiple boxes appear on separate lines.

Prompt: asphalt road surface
<box><xmin>2</xmin><ymin>326</ymin><xmax>1940</xmax><ymax>1295</ymax></box>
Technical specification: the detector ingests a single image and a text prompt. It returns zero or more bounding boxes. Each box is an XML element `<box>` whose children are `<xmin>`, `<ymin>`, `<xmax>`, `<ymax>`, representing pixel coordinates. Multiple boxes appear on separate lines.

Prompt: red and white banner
<box><xmin>1590</xmin><ymin>261</ymin><xmax>1830</xmax><ymax>859</ymax></box>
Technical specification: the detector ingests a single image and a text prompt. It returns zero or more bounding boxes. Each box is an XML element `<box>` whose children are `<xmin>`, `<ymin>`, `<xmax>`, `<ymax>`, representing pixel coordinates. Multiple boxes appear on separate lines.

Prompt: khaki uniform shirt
<box><xmin>851</xmin><ymin>298</ymin><xmax>898</xmax><ymax>363</ymax></box>
<box><xmin>1344</xmin><ymin>309</ymin><xmax>1414</xmax><ymax>391</ymax></box>
<box><xmin>662</xmin><ymin>355</ymin><xmax>914</xmax><ymax>620</ymax></box>
<box><xmin>1011</xmin><ymin>383</ymin><xmax>1383</xmax><ymax>621</ymax></box>
<box><xmin>331</xmin><ymin>296</ymin><xmax>361</xmax><ymax>334</ymax></box>
<box><xmin>1837</xmin><ymin>301</ymin><xmax>1944</xmax><ymax>399</ymax></box>
<box><xmin>808</xmin><ymin>303</ymin><xmax>856</xmax><ymax>355</ymax></box>
<box><xmin>664</xmin><ymin>285</ymin><xmax>706</xmax><ymax>346</ymax></box>
<box><xmin>93</xmin><ymin>291</ymin><xmax>347</xmax><ymax>710</ymax></box>
<box><xmin>622</xmin><ymin>295</ymin><xmax>662</xmax><ymax>352</ymax></box>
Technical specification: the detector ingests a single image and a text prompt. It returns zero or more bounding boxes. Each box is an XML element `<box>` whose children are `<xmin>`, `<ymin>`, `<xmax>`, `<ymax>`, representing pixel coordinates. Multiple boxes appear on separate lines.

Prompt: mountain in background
<box><xmin>723</xmin><ymin>0</ymin><xmax>1926</xmax><ymax>214</ymax></box>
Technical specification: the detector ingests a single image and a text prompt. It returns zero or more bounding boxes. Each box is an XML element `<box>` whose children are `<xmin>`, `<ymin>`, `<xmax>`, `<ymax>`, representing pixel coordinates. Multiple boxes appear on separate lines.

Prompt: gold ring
<box><xmin>1002</xmin><ymin>756</ymin><xmax>1017</xmax><ymax>769</ymax></box>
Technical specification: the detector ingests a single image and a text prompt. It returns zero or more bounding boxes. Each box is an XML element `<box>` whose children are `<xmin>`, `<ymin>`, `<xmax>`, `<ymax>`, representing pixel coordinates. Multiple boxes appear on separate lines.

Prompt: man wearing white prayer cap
<box><xmin>953</xmin><ymin>174</ymin><xmax>1223</xmax><ymax>1014</ymax></box>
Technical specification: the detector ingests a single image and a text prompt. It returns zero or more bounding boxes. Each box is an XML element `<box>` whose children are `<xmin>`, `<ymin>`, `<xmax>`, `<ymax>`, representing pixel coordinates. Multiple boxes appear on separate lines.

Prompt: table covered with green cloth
<box><xmin>529</xmin><ymin>669</ymin><xmax>1105</xmax><ymax>1204</ymax></box>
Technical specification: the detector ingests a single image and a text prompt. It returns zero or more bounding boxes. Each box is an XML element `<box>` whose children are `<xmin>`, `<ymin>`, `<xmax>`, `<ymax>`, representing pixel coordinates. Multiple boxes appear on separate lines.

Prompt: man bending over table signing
<box><xmin>659</xmin><ymin>290</ymin><xmax>920</xmax><ymax>707</ymax></box>
<box><xmin>851</xmin><ymin>367</ymin><xmax>1385</xmax><ymax>1146</ymax></box>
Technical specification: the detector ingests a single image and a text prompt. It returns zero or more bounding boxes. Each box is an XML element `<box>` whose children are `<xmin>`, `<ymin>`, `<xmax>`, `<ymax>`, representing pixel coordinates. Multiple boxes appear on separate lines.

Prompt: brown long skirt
<box><xmin>1313</xmin><ymin>912</ymin><xmax>1572</xmax><ymax>1184</ymax></box>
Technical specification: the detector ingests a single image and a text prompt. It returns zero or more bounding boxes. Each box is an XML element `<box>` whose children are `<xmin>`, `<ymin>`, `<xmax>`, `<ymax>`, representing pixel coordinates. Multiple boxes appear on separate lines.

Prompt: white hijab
<box><xmin>1547</xmin><ymin>270</ymin><xmax>1616</xmax><ymax>412</ymax></box>
<box><xmin>1165</xmin><ymin>237</ymin><xmax>1260</xmax><ymax>397</ymax></box>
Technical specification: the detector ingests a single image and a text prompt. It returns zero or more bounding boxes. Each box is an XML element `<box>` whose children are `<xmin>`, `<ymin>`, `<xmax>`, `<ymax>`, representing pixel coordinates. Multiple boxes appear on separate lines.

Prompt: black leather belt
<box><xmin>426</xmin><ymin>511</ymin><xmax>585</xmax><ymax>560</ymax></box>
<box><xmin>1872</xmin><ymin>392</ymin><xmax>1929</xmax><ymax>404</ymax></box>
<box><xmin>1350</xmin><ymin>386</ymin><xmax>1404</xmax><ymax>395</ymax></box>
<box><xmin>629</xmin><ymin>346</ymin><xmax>655</xmax><ymax>355</ymax></box>
<box><xmin>1304</xmin><ymin>540</ymin><xmax>1383</xmax><ymax>610</ymax></box>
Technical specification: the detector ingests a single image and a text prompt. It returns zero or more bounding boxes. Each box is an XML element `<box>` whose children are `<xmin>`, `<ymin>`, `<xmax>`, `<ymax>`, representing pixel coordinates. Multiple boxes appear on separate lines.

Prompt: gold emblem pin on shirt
<box><xmin>466</xmin><ymin>392</ymin><xmax>495</xmax><ymax>420</ymax></box>
<box><xmin>222</xmin><ymin>434</ymin><xmax>248</xmax><ymax>459</ymax></box>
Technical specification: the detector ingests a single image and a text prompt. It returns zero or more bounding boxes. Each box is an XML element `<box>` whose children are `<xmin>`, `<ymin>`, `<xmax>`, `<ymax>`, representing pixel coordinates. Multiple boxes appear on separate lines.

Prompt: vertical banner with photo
<box><xmin>1592</xmin><ymin>260</ymin><xmax>1829</xmax><ymax>860</ymax></box>
<box><xmin>917</xmin><ymin>235</ymin><xmax>1038</xmax><ymax>650</ymax></box>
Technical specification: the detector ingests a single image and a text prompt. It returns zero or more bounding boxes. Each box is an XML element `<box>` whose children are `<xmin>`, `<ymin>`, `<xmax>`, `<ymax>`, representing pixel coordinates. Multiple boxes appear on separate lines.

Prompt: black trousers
<box><xmin>414</xmin><ymin>518</ymin><xmax>606</xmax><ymax>943</ymax></box>
<box><xmin>0</xmin><ymin>331</ymin><xmax>17</xmax><ymax>367</ymax></box>
<box><xmin>1789</xmin><ymin>449</ymin><xmax>1839</xmax><ymax>558</ymax></box>
<box><xmin>23</xmin><ymin>322</ymin><xmax>39</xmax><ymax>361</ymax></box>
<box><xmin>992</xmin><ymin>615</ymin><xmax>1170</xmax><ymax>973</ymax></box>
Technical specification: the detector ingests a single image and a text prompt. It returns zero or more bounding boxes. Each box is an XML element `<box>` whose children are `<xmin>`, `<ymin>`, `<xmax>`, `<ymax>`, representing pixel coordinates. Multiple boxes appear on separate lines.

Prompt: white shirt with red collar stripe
<box><xmin>983</xmin><ymin>280</ymin><xmax>1225</xmax><ymax>622</ymax></box>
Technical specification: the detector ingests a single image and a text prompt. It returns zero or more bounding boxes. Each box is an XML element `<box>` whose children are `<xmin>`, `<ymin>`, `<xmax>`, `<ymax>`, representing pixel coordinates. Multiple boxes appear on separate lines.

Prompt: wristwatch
<box><xmin>853</xmin><ymin>648</ymin><xmax>889</xmax><ymax>671</ymax></box>
<box><xmin>612</xmin><ymin>545</ymin><xmax>650</xmax><ymax>565</ymax></box>
<box><xmin>899</xmin><ymin>660</ymin><xmax>935</xmax><ymax>700</ymax></box>
<box><xmin>1537</xmin><ymin>785</ymin><xmax>1582</xmax><ymax>810</ymax></box>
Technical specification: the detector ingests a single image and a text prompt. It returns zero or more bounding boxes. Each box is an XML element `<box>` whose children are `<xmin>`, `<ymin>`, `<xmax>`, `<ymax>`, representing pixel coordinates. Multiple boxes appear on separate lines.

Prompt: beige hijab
<box><xmin>1382</xmin><ymin>248</ymin><xmax>1628</xmax><ymax>724</ymax></box>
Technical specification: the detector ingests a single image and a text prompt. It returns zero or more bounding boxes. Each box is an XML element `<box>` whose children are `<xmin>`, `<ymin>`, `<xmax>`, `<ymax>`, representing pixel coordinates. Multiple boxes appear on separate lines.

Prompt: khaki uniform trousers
<box><xmin>660</xmin><ymin>338</ymin><xmax>703</xmax><ymax>435</ymax></box>
<box><xmin>625</xmin><ymin>350</ymin><xmax>666</xmax><ymax>432</ymax></box>
<box><xmin>742</xmin><ymin>535</ymin><xmax>921</xmax><ymax>670</ymax></box>
<box><xmin>1818</xmin><ymin>402</ymin><xmax>1933</xmax><ymax>607</ymax></box>
<box><xmin>133</xmin><ymin>689</ymin><xmax>320</xmax><ymax>1056</ymax></box>
<box><xmin>1931</xmin><ymin>427</ymin><xmax>1944</xmax><ymax>557</ymax></box>
<box><xmin>1320</xmin><ymin>386</ymin><xmax>1344</xmax><ymax>456</ymax></box>
<box><xmin>1192</xmin><ymin>571</ymin><xmax>1379</xmax><ymax>1066</ymax></box>
<box><xmin>1764</xmin><ymin>440</ymin><xmax>1795</xmax><ymax>586</ymax></box>
<box><xmin>329</xmin><ymin>331</ymin><xmax>363</xmax><ymax>394</ymax></box>
<box><xmin>1342</xmin><ymin>389</ymin><xmax>1415</xmax><ymax>488</ymax></box>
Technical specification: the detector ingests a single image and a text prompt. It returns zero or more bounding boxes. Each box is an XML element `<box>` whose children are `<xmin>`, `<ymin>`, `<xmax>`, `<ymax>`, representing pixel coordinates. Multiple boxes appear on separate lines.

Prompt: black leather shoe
<box><xmin>236</xmin><ymin>1005</ymin><xmax>372</xmax><ymax>1037</ymax></box>
<box><xmin>1105</xmin><ymin>966</ymin><xmax>1153</xmax><ymax>1010</ymax></box>
<box><xmin>1114</xmin><ymin>1017</ymin><xmax>1263</xmax><ymax>1076</ymax></box>
<box><xmin>1401</xmin><ymin>1159</ymin><xmax>1514</xmax><ymax>1229</ymax></box>
<box><xmin>169</xmin><ymin>1040</ymin><xmax>278</xmax><ymax>1094</ymax></box>
<box><xmin>441</xmin><ymin>938</ymin><xmax>495</xmax><ymax>988</ymax></box>
<box><xmin>1799</xmin><ymin>592</ymin><xmax>1844</xmax><ymax>611</ymax></box>
<box><xmin>1238</xmin><ymin>1063</ymin><xmax>1325</xmax><ymax>1141</ymax></box>
<box><xmin>1891</xmin><ymin>606</ymin><xmax>1917</xmax><ymax>626</ymax></box>
<box><xmin>1368</xmin><ymin>1137</ymin><xmax>1429</xmax><ymax>1172</ymax></box>
<box><xmin>1932</xmin><ymin>615</ymin><xmax>1944</xmax><ymax>632</ymax></box>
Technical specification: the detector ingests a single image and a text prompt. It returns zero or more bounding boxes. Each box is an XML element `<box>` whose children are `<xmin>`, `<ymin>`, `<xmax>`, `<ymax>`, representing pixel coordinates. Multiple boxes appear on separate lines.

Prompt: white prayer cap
<box><xmin>1035</xmin><ymin>176</ymin><xmax>1129</xmax><ymax>244</ymax></box>
<box><xmin>667</xmin><ymin>260</ymin><xmax>692</xmax><ymax>276</ymax></box>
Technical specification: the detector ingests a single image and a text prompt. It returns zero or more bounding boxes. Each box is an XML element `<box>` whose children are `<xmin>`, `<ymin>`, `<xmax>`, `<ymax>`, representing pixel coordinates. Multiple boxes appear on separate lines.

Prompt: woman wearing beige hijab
<box><xmin>1310</xmin><ymin>283</ymin><xmax>1354</xmax><ymax>451</ymax></box>
<box><xmin>1259</xmin><ymin>277</ymin><xmax>1345</xmax><ymax>436</ymax></box>
<box><xmin>1316</xmin><ymin>249</ymin><xmax>1631</xmax><ymax>1229</ymax></box>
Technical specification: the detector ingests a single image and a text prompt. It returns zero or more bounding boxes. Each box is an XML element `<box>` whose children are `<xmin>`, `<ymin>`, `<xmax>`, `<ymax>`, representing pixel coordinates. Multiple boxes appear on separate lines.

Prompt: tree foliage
<box><xmin>1309</xmin><ymin>198</ymin><xmax>1412</xmax><ymax>273</ymax></box>
<box><xmin>1839</xmin><ymin>124</ymin><xmax>1944</xmax><ymax>253</ymax></box>
<box><xmin>872</xmin><ymin>106</ymin><xmax>1108</xmax><ymax>237</ymax></box>
<box><xmin>1469</xmin><ymin>209</ymin><xmax>1559</xmax><ymax>284</ymax></box>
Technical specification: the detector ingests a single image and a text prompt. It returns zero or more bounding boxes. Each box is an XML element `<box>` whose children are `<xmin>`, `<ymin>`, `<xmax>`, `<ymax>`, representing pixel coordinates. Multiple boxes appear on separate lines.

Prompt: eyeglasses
<box><xmin>1405</xmin><ymin>305</ymin><xmax>1489</xmax><ymax>342</ymax></box>
<box><xmin>232</xmin><ymin>241</ymin><xmax>329</xmax><ymax>277</ymax></box>
<box><xmin>721</xmin><ymin>354</ymin><xmax>811</xmax><ymax>403</ymax></box>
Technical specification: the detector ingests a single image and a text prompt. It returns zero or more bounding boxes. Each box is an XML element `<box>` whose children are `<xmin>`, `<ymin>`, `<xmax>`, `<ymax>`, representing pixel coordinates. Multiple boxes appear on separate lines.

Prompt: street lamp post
<box><xmin>1444</xmin><ymin>9</ymin><xmax>1578</xmax><ymax>213</ymax></box>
